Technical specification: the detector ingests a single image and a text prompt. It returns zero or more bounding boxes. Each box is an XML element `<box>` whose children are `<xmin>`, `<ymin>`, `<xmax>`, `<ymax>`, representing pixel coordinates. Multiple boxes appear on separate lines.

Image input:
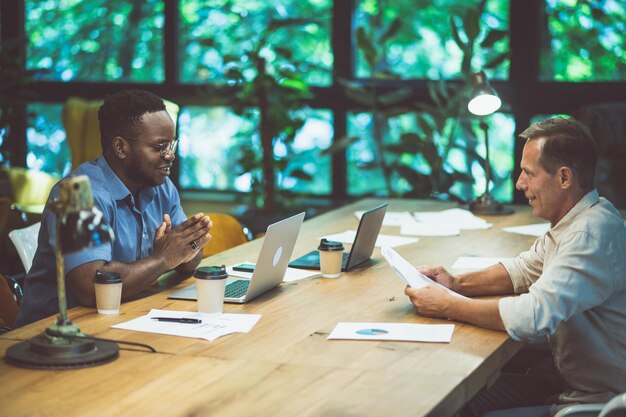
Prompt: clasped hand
<box><xmin>153</xmin><ymin>213</ymin><xmax>213</xmax><ymax>270</ymax></box>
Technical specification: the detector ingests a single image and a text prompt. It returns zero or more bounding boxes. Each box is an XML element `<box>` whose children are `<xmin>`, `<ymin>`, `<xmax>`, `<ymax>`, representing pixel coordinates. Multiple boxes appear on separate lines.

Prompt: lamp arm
<box><xmin>480</xmin><ymin>118</ymin><xmax>491</xmax><ymax>196</ymax></box>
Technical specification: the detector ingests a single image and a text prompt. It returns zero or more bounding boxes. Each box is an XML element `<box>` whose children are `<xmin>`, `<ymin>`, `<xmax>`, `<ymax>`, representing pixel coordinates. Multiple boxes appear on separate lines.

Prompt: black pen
<box><xmin>151</xmin><ymin>317</ymin><xmax>201</xmax><ymax>324</ymax></box>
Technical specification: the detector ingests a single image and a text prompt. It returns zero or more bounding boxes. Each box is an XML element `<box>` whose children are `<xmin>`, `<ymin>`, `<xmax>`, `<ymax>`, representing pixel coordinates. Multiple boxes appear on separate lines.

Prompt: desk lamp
<box><xmin>6</xmin><ymin>175</ymin><xmax>119</xmax><ymax>369</ymax></box>
<box><xmin>467</xmin><ymin>71</ymin><xmax>513</xmax><ymax>215</ymax></box>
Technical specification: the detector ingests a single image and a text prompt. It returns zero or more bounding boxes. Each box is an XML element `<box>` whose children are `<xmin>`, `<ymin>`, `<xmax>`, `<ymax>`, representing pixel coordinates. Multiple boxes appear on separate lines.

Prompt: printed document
<box><xmin>328</xmin><ymin>322</ymin><xmax>454</xmax><ymax>343</ymax></box>
<box><xmin>112</xmin><ymin>309</ymin><xmax>261</xmax><ymax>342</ymax></box>
<box><xmin>381</xmin><ymin>246</ymin><xmax>468</xmax><ymax>299</ymax></box>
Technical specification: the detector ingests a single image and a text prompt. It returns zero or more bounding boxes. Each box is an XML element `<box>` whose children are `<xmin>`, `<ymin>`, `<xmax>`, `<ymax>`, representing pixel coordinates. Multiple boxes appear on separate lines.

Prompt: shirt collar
<box><xmin>549</xmin><ymin>189</ymin><xmax>599</xmax><ymax>237</ymax></box>
<box><xmin>96</xmin><ymin>155</ymin><xmax>156</xmax><ymax>206</ymax></box>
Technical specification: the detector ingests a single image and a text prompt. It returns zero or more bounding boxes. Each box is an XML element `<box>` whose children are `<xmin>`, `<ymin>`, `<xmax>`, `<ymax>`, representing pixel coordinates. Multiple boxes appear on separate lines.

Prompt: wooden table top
<box><xmin>1</xmin><ymin>198</ymin><xmax>541</xmax><ymax>417</ymax></box>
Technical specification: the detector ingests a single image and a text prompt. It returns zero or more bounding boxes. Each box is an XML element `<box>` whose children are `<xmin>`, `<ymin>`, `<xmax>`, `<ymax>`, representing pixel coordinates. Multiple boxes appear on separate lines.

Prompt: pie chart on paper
<box><xmin>355</xmin><ymin>328</ymin><xmax>389</xmax><ymax>336</ymax></box>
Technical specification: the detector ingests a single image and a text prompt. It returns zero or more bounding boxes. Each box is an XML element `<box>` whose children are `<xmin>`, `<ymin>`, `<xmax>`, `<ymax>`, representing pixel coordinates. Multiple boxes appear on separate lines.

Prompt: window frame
<box><xmin>2</xmin><ymin>0</ymin><xmax>626</xmax><ymax>204</ymax></box>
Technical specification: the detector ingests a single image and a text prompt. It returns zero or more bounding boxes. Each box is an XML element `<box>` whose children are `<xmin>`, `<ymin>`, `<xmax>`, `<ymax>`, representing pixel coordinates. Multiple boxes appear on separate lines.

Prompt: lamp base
<box><xmin>469</xmin><ymin>193</ymin><xmax>514</xmax><ymax>215</ymax></box>
<box><xmin>5</xmin><ymin>323</ymin><xmax>119</xmax><ymax>370</ymax></box>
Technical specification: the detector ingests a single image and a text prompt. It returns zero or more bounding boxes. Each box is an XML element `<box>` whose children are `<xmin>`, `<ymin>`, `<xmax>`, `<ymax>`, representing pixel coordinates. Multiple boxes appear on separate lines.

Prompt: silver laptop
<box><xmin>169</xmin><ymin>212</ymin><xmax>305</xmax><ymax>304</ymax></box>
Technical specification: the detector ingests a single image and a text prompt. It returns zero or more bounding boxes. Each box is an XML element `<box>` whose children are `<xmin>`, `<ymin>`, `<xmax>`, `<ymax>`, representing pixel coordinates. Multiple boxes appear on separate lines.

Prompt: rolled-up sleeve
<box><xmin>499</xmin><ymin>231</ymin><xmax>614</xmax><ymax>341</ymax></box>
<box><xmin>501</xmin><ymin>236</ymin><xmax>545</xmax><ymax>294</ymax></box>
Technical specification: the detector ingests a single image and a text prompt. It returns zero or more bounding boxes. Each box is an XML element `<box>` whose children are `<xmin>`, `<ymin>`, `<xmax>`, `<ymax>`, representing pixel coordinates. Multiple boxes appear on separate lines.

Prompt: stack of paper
<box><xmin>503</xmin><ymin>223</ymin><xmax>549</xmax><ymax>237</ymax></box>
<box><xmin>112</xmin><ymin>309</ymin><xmax>262</xmax><ymax>342</ymax></box>
<box><xmin>320</xmin><ymin>230</ymin><xmax>419</xmax><ymax>248</ymax></box>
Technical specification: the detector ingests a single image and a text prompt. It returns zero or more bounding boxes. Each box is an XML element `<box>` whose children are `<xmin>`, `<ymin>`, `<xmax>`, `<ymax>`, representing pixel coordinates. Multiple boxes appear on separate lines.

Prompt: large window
<box><xmin>179</xmin><ymin>0</ymin><xmax>332</xmax><ymax>86</ymax></box>
<box><xmin>541</xmin><ymin>0</ymin><xmax>626</xmax><ymax>81</ymax></box>
<box><xmin>26</xmin><ymin>0</ymin><xmax>165</xmax><ymax>82</ymax></box>
<box><xmin>4</xmin><ymin>0</ymin><xmax>626</xmax><ymax>207</ymax></box>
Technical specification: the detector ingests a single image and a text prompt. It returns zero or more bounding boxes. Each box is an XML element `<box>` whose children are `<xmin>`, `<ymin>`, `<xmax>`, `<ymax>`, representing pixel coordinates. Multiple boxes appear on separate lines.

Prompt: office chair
<box><xmin>554</xmin><ymin>393</ymin><xmax>626</xmax><ymax>417</ymax></box>
<box><xmin>63</xmin><ymin>97</ymin><xmax>180</xmax><ymax>170</ymax></box>
<box><xmin>0</xmin><ymin>273</ymin><xmax>20</xmax><ymax>332</ymax></box>
<box><xmin>8</xmin><ymin>221</ymin><xmax>41</xmax><ymax>273</ymax></box>
<box><xmin>202</xmin><ymin>213</ymin><xmax>253</xmax><ymax>258</ymax></box>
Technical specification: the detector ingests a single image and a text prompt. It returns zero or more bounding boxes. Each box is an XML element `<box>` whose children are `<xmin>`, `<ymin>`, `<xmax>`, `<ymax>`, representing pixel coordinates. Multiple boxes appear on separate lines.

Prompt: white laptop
<box><xmin>169</xmin><ymin>212</ymin><xmax>305</xmax><ymax>304</ymax></box>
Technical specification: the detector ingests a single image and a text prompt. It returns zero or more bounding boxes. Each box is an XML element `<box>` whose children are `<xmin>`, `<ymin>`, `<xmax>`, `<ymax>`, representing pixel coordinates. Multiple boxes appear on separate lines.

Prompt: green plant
<box><xmin>330</xmin><ymin>0</ymin><xmax>509</xmax><ymax>201</ymax></box>
<box><xmin>199</xmin><ymin>16</ymin><xmax>323</xmax><ymax>214</ymax></box>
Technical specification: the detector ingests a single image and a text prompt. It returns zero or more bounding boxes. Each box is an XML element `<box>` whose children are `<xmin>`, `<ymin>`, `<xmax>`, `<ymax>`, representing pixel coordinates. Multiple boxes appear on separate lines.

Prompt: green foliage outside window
<box><xmin>345</xmin><ymin>0</ymin><xmax>513</xmax><ymax>203</ymax></box>
<box><xmin>26</xmin><ymin>103</ymin><xmax>70</xmax><ymax>176</ymax></box>
<box><xmin>26</xmin><ymin>0</ymin><xmax>164</xmax><ymax>82</ymax></box>
<box><xmin>542</xmin><ymin>0</ymin><xmax>626</xmax><ymax>81</ymax></box>
<box><xmin>355</xmin><ymin>0</ymin><xmax>509</xmax><ymax>80</ymax></box>
<box><xmin>179</xmin><ymin>0</ymin><xmax>332</xmax><ymax>86</ymax></box>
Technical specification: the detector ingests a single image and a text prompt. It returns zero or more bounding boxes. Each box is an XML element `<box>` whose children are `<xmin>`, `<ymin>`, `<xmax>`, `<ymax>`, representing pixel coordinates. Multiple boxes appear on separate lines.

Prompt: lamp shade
<box><xmin>468</xmin><ymin>71</ymin><xmax>501</xmax><ymax>116</ymax></box>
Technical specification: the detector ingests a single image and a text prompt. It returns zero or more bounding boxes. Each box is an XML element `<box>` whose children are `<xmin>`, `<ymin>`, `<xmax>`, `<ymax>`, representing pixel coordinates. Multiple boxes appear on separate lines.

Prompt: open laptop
<box><xmin>288</xmin><ymin>203</ymin><xmax>388</xmax><ymax>272</ymax></box>
<box><xmin>169</xmin><ymin>211</ymin><xmax>305</xmax><ymax>304</ymax></box>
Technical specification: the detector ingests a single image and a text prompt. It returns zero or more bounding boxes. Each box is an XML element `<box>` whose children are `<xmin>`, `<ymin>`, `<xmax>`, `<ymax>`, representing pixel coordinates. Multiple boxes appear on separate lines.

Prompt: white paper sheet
<box><xmin>354</xmin><ymin>210</ymin><xmax>416</xmax><ymax>227</ymax></box>
<box><xmin>328</xmin><ymin>322</ymin><xmax>454</xmax><ymax>343</ymax></box>
<box><xmin>503</xmin><ymin>223</ymin><xmax>550</xmax><ymax>237</ymax></box>
<box><xmin>321</xmin><ymin>230</ymin><xmax>418</xmax><ymax>248</ymax></box>
<box><xmin>413</xmin><ymin>208</ymin><xmax>492</xmax><ymax>230</ymax></box>
<box><xmin>400</xmin><ymin>221</ymin><xmax>460</xmax><ymax>237</ymax></box>
<box><xmin>451</xmin><ymin>256</ymin><xmax>510</xmax><ymax>270</ymax></box>
<box><xmin>381</xmin><ymin>246</ymin><xmax>468</xmax><ymax>299</ymax></box>
<box><xmin>112</xmin><ymin>309</ymin><xmax>262</xmax><ymax>342</ymax></box>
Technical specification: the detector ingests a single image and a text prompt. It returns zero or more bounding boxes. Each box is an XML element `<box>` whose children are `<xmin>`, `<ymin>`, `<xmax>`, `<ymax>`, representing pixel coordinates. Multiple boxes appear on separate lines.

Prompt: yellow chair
<box><xmin>63</xmin><ymin>96</ymin><xmax>180</xmax><ymax>170</ymax></box>
<box><xmin>0</xmin><ymin>167</ymin><xmax>59</xmax><ymax>214</ymax></box>
<box><xmin>202</xmin><ymin>213</ymin><xmax>252</xmax><ymax>258</ymax></box>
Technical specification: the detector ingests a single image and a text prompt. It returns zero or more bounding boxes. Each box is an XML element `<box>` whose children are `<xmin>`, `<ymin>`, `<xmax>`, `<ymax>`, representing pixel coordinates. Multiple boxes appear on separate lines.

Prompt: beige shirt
<box><xmin>499</xmin><ymin>190</ymin><xmax>626</xmax><ymax>403</ymax></box>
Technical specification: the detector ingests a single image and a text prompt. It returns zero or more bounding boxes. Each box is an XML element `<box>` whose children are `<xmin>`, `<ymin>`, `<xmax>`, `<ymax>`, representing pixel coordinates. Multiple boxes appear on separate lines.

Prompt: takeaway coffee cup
<box><xmin>94</xmin><ymin>271</ymin><xmax>123</xmax><ymax>315</ymax></box>
<box><xmin>195</xmin><ymin>265</ymin><xmax>228</xmax><ymax>314</ymax></box>
<box><xmin>318</xmin><ymin>238</ymin><xmax>345</xmax><ymax>278</ymax></box>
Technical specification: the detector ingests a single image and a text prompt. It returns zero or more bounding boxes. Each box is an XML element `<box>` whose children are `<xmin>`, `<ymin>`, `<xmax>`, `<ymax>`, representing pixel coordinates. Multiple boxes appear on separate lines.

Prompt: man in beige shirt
<box><xmin>405</xmin><ymin>117</ymin><xmax>626</xmax><ymax>417</ymax></box>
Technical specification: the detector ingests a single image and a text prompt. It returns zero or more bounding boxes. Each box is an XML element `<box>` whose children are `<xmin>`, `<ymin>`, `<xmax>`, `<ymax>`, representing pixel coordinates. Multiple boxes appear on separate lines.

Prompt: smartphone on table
<box><xmin>232</xmin><ymin>263</ymin><xmax>255</xmax><ymax>273</ymax></box>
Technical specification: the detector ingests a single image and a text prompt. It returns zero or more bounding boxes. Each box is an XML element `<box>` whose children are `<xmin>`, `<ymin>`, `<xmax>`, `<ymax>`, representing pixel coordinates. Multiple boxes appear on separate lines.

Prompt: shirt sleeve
<box><xmin>500</xmin><ymin>236</ymin><xmax>545</xmax><ymax>294</ymax></box>
<box><xmin>499</xmin><ymin>230</ymin><xmax>614</xmax><ymax>341</ymax></box>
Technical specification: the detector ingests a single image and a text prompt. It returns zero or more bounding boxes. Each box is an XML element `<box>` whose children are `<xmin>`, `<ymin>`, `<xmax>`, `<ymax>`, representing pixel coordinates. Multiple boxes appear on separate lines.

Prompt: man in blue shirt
<box><xmin>16</xmin><ymin>89</ymin><xmax>212</xmax><ymax>326</ymax></box>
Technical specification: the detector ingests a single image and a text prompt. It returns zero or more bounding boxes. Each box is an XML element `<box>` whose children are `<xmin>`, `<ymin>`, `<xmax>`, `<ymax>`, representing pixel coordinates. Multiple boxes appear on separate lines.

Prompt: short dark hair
<box><xmin>519</xmin><ymin>117</ymin><xmax>597</xmax><ymax>191</ymax></box>
<box><xmin>98</xmin><ymin>89</ymin><xmax>166</xmax><ymax>148</ymax></box>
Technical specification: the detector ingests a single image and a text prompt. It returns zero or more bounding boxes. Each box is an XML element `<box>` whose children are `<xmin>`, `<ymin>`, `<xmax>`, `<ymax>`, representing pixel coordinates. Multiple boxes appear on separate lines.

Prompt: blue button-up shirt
<box><xmin>16</xmin><ymin>156</ymin><xmax>187</xmax><ymax>326</ymax></box>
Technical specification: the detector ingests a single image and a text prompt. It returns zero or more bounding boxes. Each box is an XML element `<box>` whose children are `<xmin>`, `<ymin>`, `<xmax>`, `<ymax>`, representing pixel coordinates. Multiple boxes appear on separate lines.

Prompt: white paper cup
<box><xmin>94</xmin><ymin>271</ymin><xmax>123</xmax><ymax>315</ymax></box>
<box><xmin>318</xmin><ymin>238</ymin><xmax>345</xmax><ymax>278</ymax></box>
<box><xmin>195</xmin><ymin>265</ymin><xmax>227</xmax><ymax>313</ymax></box>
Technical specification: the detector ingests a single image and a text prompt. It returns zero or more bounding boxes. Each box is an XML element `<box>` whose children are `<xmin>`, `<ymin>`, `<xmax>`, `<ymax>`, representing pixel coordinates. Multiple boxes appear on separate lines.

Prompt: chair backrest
<box><xmin>63</xmin><ymin>96</ymin><xmax>181</xmax><ymax>170</ymax></box>
<box><xmin>0</xmin><ymin>167</ymin><xmax>58</xmax><ymax>213</ymax></box>
<box><xmin>600</xmin><ymin>393</ymin><xmax>626</xmax><ymax>417</ymax></box>
<box><xmin>8</xmin><ymin>221</ymin><xmax>41</xmax><ymax>273</ymax></box>
<box><xmin>202</xmin><ymin>213</ymin><xmax>252</xmax><ymax>258</ymax></box>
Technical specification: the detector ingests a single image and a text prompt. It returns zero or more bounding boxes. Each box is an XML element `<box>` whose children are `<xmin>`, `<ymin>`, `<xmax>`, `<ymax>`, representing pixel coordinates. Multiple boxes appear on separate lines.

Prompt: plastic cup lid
<box><xmin>195</xmin><ymin>265</ymin><xmax>228</xmax><ymax>280</ymax></box>
<box><xmin>94</xmin><ymin>270</ymin><xmax>122</xmax><ymax>284</ymax></box>
<box><xmin>318</xmin><ymin>238</ymin><xmax>344</xmax><ymax>251</ymax></box>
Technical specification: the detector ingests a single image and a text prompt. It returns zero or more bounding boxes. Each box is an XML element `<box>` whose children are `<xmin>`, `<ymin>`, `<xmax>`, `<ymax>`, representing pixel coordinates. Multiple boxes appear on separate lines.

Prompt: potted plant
<box><xmin>329</xmin><ymin>0</ymin><xmax>509</xmax><ymax>202</ymax></box>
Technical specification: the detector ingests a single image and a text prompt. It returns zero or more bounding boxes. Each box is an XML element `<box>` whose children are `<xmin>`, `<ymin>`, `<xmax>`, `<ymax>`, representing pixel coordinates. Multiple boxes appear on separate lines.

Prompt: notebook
<box><xmin>288</xmin><ymin>203</ymin><xmax>388</xmax><ymax>272</ymax></box>
<box><xmin>169</xmin><ymin>211</ymin><xmax>305</xmax><ymax>304</ymax></box>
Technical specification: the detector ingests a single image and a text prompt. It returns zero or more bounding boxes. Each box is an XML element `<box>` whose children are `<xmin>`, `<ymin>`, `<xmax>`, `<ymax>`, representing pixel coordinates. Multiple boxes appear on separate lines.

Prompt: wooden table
<box><xmin>0</xmin><ymin>198</ymin><xmax>540</xmax><ymax>417</ymax></box>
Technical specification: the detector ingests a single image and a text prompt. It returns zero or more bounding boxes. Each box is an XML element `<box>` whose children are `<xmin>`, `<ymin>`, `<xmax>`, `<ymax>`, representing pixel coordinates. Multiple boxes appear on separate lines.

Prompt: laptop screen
<box><xmin>344</xmin><ymin>203</ymin><xmax>388</xmax><ymax>269</ymax></box>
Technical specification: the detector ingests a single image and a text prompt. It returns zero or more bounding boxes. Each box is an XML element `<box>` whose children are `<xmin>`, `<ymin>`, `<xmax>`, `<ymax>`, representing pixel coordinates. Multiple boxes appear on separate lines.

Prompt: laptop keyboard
<box><xmin>225</xmin><ymin>280</ymin><xmax>250</xmax><ymax>298</ymax></box>
<box><xmin>341</xmin><ymin>252</ymin><xmax>350</xmax><ymax>268</ymax></box>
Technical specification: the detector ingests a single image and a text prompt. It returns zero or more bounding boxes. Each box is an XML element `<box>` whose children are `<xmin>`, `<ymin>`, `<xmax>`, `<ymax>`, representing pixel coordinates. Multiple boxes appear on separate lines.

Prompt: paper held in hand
<box><xmin>381</xmin><ymin>246</ymin><xmax>468</xmax><ymax>299</ymax></box>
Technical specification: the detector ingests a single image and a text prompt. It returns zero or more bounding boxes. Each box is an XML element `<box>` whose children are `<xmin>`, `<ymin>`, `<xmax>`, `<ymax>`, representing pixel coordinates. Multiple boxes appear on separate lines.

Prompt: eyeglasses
<box><xmin>123</xmin><ymin>137</ymin><xmax>179</xmax><ymax>158</ymax></box>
